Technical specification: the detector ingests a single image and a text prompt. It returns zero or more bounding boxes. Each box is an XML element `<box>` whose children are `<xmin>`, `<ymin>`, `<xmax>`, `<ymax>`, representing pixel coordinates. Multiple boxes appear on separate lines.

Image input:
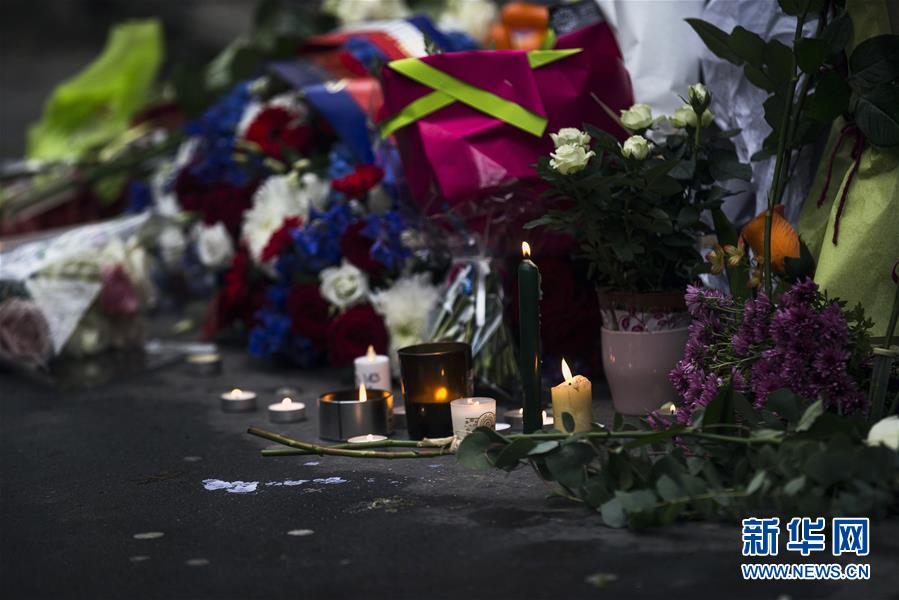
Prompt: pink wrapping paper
<box><xmin>379</xmin><ymin>23</ymin><xmax>634</xmax><ymax>211</ymax></box>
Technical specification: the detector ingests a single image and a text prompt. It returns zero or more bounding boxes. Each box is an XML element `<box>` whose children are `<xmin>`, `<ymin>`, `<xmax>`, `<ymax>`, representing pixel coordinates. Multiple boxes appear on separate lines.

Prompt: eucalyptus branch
<box><xmin>506</xmin><ymin>429</ymin><xmax>777</xmax><ymax>445</ymax></box>
<box><xmin>247</xmin><ymin>427</ymin><xmax>453</xmax><ymax>459</ymax></box>
<box><xmin>261</xmin><ymin>438</ymin><xmax>437</xmax><ymax>456</ymax></box>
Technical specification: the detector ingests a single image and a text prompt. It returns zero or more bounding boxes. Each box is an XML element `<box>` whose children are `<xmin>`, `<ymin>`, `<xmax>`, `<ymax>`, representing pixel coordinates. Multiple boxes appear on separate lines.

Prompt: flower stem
<box><xmin>247</xmin><ymin>427</ymin><xmax>453</xmax><ymax>459</ymax></box>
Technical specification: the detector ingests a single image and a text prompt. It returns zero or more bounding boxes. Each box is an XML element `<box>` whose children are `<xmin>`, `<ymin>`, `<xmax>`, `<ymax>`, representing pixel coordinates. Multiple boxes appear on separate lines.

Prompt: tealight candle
<box><xmin>503</xmin><ymin>408</ymin><xmax>550</xmax><ymax>431</ymax></box>
<box><xmin>186</xmin><ymin>352</ymin><xmax>222</xmax><ymax>376</ymax></box>
<box><xmin>268</xmin><ymin>398</ymin><xmax>307</xmax><ymax>423</ymax></box>
<box><xmin>354</xmin><ymin>345</ymin><xmax>391</xmax><ymax>391</ymax></box>
<box><xmin>347</xmin><ymin>434</ymin><xmax>388</xmax><ymax>444</ymax></box>
<box><xmin>551</xmin><ymin>358</ymin><xmax>593</xmax><ymax>433</ymax></box>
<box><xmin>450</xmin><ymin>397</ymin><xmax>497</xmax><ymax>440</ymax></box>
<box><xmin>495</xmin><ymin>422</ymin><xmax>511</xmax><ymax>433</ymax></box>
<box><xmin>220</xmin><ymin>388</ymin><xmax>257</xmax><ymax>412</ymax></box>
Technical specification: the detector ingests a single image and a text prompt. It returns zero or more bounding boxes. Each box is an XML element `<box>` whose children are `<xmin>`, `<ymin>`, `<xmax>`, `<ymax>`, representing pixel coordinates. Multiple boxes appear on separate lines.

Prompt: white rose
<box><xmin>549</xmin><ymin>144</ymin><xmax>595</xmax><ymax>175</ymax></box>
<box><xmin>319</xmin><ymin>260</ymin><xmax>369</xmax><ymax>309</ymax></box>
<box><xmin>867</xmin><ymin>416</ymin><xmax>899</xmax><ymax>451</ymax></box>
<box><xmin>158</xmin><ymin>225</ymin><xmax>187</xmax><ymax>268</ymax></box>
<box><xmin>688</xmin><ymin>83</ymin><xmax>710</xmax><ymax>109</ymax></box>
<box><xmin>370</xmin><ymin>273</ymin><xmax>440</xmax><ymax>371</ymax></box>
<box><xmin>299</xmin><ymin>172</ymin><xmax>331</xmax><ymax>213</ymax></box>
<box><xmin>439</xmin><ymin>0</ymin><xmax>497</xmax><ymax>44</ymax></box>
<box><xmin>621</xmin><ymin>135</ymin><xmax>651</xmax><ymax>160</ymax></box>
<box><xmin>620</xmin><ymin>103</ymin><xmax>653</xmax><ymax>130</ymax></box>
<box><xmin>550</xmin><ymin>127</ymin><xmax>591</xmax><ymax>149</ymax></box>
<box><xmin>670</xmin><ymin>104</ymin><xmax>714</xmax><ymax>129</ymax></box>
<box><xmin>323</xmin><ymin>0</ymin><xmax>409</xmax><ymax>25</ymax></box>
<box><xmin>193</xmin><ymin>222</ymin><xmax>234</xmax><ymax>270</ymax></box>
<box><xmin>242</xmin><ymin>174</ymin><xmax>311</xmax><ymax>264</ymax></box>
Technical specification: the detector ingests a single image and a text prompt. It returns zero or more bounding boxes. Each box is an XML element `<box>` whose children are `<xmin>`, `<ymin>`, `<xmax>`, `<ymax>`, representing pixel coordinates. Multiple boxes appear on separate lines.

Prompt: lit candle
<box><xmin>318</xmin><ymin>383</ymin><xmax>392</xmax><ymax>441</ymax></box>
<box><xmin>450</xmin><ymin>397</ymin><xmax>497</xmax><ymax>440</ymax></box>
<box><xmin>347</xmin><ymin>433</ymin><xmax>388</xmax><ymax>444</ymax></box>
<box><xmin>220</xmin><ymin>388</ymin><xmax>257</xmax><ymax>412</ymax></box>
<box><xmin>354</xmin><ymin>345</ymin><xmax>391</xmax><ymax>391</ymax></box>
<box><xmin>495</xmin><ymin>422</ymin><xmax>512</xmax><ymax>433</ymax></box>
<box><xmin>186</xmin><ymin>352</ymin><xmax>222</xmax><ymax>376</ymax></box>
<box><xmin>518</xmin><ymin>241</ymin><xmax>543</xmax><ymax>433</ymax></box>
<box><xmin>550</xmin><ymin>359</ymin><xmax>593</xmax><ymax>433</ymax></box>
<box><xmin>268</xmin><ymin>397</ymin><xmax>306</xmax><ymax>423</ymax></box>
<box><xmin>503</xmin><ymin>408</ymin><xmax>550</xmax><ymax>431</ymax></box>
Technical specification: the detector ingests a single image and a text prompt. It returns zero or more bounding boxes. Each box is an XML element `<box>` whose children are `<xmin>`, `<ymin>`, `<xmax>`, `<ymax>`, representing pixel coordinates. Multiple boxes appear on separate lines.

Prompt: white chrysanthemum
<box><xmin>370</xmin><ymin>273</ymin><xmax>440</xmax><ymax>364</ymax></box>
<box><xmin>319</xmin><ymin>260</ymin><xmax>369</xmax><ymax>309</ymax></box>
<box><xmin>323</xmin><ymin>0</ymin><xmax>409</xmax><ymax>25</ymax></box>
<box><xmin>193</xmin><ymin>222</ymin><xmax>234</xmax><ymax>270</ymax></box>
<box><xmin>242</xmin><ymin>174</ymin><xmax>312</xmax><ymax>263</ymax></box>
<box><xmin>867</xmin><ymin>416</ymin><xmax>899</xmax><ymax>451</ymax></box>
<box><xmin>158</xmin><ymin>225</ymin><xmax>187</xmax><ymax>268</ymax></box>
<box><xmin>299</xmin><ymin>172</ymin><xmax>331</xmax><ymax>213</ymax></box>
<box><xmin>438</xmin><ymin>0</ymin><xmax>497</xmax><ymax>44</ymax></box>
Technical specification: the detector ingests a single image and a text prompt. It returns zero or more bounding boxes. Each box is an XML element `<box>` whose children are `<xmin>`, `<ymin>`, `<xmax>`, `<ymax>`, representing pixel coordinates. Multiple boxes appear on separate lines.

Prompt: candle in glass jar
<box><xmin>354</xmin><ymin>345</ymin><xmax>391</xmax><ymax>391</ymax></box>
<box><xmin>450</xmin><ymin>397</ymin><xmax>497</xmax><ymax>440</ymax></box>
<box><xmin>220</xmin><ymin>388</ymin><xmax>257</xmax><ymax>412</ymax></box>
<box><xmin>518</xmin><ymin>242</ymin><xmax>542</xmax><ymax>434</ymax></box>
<box><xmin>550</xmin><ymin>358</ymin><xmax>593</xmax><ymax>433</ymax></box>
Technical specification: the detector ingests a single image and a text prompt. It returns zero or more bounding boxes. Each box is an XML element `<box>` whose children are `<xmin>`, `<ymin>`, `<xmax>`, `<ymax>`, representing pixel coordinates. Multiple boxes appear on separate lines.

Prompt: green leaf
<box><xmin>677</xmin><ymin>206</ymin><xmax>700</xmax><ymax>229</ymax></box>
<box><xmin>686</xmin><ymin>19</ymin><xmax>743</xmax><ymax>65</ymax></box>
<box><xmin>784</xmin><ymin>475</ymin><xmax>806</xmax><ymax>496</ymax></box>
<box><xmin>600</xmin><ymin>497</ymin><xmax>627</xmax><ymax>528</ymax></box>
<box><xmin>744</xmin><ymin>64</ymin><xmax>774</xmax><ymax>92</ymax></box>
<box><xmin>853</xmin><ymin>84</ymin><xmax>899</xmax><ymax>147</ymax></box>
<box><xmin>746</xmin><ymin>469</ymin><xmax>768</xmax><ymax>495</ymax></box>
<box><xmin>655</xmin><ymin>475</ymin><xmax>685</xmax><ymax>502</ymax></box>
<box><xmin>709</xmin><ymin>151</ymin><xmax>752</xmax><ymax>182</ymax></box>
<box><xmin>730</xmin><ymin>26</ymin><xmax>767</xmax><ymax>68</ymax></box>
<box><xmin>796</xmin><ymin>399</ymin><xmax>824</xmax><ymax>432</ymax></box>
<box><xmin>764</xmin><ymin>40</ymin><xmax>794</xmax><ymax>88</ymax></box>
<box><xmin>623</xmin><ymin>425</ymin><xmax>685</xmax><ymax>450</ymax></box>
<box><xmin>849</xmin><ymin>34</ymin><xmax>899</xmax><ymax>90</ymax></box>
<box><xmin>821</xmin><ymin>11</ymin><xmax>853</xmax><ymax>54</ymax></box>
<box><xmin>528</xmin><ymin>440</ymin><xmax>561</xmax><ymax>456</ymax></box>
<box><xmin>26</xmin><ymin>20</ymin><xmax>164</xmax><ymax>160</ymax></box>
<box><xmin>456</xmin><ymin>428</ymin><xmax>507</xmax><ymax>470</ymax></box>
<box><xmin>492</xmin><ymin>438</ymin><xmax>537</xmax><ymax>470</ymax></box>
<box><xmin>205</xmin><ymin>37</ymin><xmax>264</xmax><ymax>93</ymax></box>
<box><xmin>796</xmin><ymin>37</ymin><xmax>831</xmax><ymax>74</ymax></box>
<box><xmin>543</xmin><ymin>442</ymin><xmax>593</xmax><ymax>488</ymax></box>
<box><xmin>805</xmin><ymin>71</ymin><xmax>851</xmax><ymax>123</ymax></box>
<box><xmin>765</xmin><ymin>388</ymin><xmax>801</xmax><ymax>423</ymax></box>
<box><xmin>778</xmin><ymin>0</ymin><xmax>827</xmax><ymax>16</ymax></box>
<box><xmin>561</xmin><ymin>412</ymin><xmax>576</xmax><ymax>433</ymax></box>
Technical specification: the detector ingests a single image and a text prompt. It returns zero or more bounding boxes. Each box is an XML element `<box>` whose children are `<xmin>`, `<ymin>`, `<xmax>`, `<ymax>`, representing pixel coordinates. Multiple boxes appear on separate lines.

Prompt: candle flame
<box><xmin>358</xmin><ymin>383</ymin><xmax>367</xmax><ymax>403</ymax></box>
<box><xmin>281</xmin><ymin>398</ymin><xmax>292</xmax><ymax>406</ymax></box>
<box><xmin>669</xmin><ymin>404</ymin><xmax>677</xmax><ymax>415</ymax></box>
<box><xmin>366</xmin><ymin>345</ymin><xmax>376</xmax><ymax>362</ymax></box>
<box><xmin>231</xmin><ymin>388</ymin><xmax>242</xmax><ymax>395</ymax></box>
<box><xmin>435</xmin><ymin>386</ymin><xmax>448</xmax><ymax>402</ymax></box>
<box><xmin>521</xmin><ymin>241</ymin><xmax>531</xmax><ymax>257</ymax></box>
<box><xmin>561</xmin><ymin>358</ymin><xmax>573</xmax><ymax>383</ymax></box>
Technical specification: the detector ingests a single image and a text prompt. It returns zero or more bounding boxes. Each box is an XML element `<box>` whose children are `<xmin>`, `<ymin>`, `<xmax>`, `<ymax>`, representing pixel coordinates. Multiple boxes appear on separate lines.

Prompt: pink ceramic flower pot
<box><xmin>601</xmin><ymin>326</ymin><xmax>689</xmax><ymax>415</ymax></box>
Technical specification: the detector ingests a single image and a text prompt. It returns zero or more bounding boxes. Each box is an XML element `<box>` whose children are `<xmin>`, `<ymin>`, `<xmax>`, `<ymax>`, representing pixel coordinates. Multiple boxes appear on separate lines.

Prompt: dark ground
<box><xmin>2</xmin><ymin>346</ymin><xmax>898</xmax><ymax>600</ymax></box>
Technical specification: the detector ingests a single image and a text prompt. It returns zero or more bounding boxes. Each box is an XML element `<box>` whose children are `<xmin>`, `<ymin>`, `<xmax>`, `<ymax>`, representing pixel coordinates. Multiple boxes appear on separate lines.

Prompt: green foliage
<box><xmin>527</xmin><ymin>108</ymin><xmax>748</xmax><ymax>294</ymax></box>
<box><xmin>27</xmin><ymin>20</ymin><xmax>164</xmax><ymax>161</ymax></box>
<box><xmin>456</xmin><ymin>386</ymin><xmax>899</xmax><ymax>529</ymax></box>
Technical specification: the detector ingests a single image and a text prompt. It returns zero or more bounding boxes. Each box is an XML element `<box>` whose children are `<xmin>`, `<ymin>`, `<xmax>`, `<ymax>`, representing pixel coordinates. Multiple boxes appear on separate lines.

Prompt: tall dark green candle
<box><xmin>518</xmin><ymin>242</ymin><xmax>542</xmax><ymax>434</ymax></box>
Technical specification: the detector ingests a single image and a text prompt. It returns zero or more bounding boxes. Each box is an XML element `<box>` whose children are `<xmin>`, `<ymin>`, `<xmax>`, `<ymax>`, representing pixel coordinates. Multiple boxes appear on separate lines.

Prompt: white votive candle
<box><xmin>220</xmin><ymin>388</ymin><xmax>257</xmax><ymax>412</ymax></box>
<box><xmin>495</xmin><ymin>422</ymin><xmax>511</xmax><ymax>433</ymax></box>
<box><xmin>347</xmin><ymin>434</ymin><xmax>388</xmax><ymax>444</ymax></box>
<box><xmin>268</xmin><ymin>398</ymin><xmax>307</xmax><ymax>423</ymax></box>
<box><xmin>354</xmin><ymin>345</ymin><xmax>391</xmax><ymax>391</ymax></box>
<box><xmin>450</xmin><ymin>397</ymin><xmax>497</xmax><ymax>440</ymax></box>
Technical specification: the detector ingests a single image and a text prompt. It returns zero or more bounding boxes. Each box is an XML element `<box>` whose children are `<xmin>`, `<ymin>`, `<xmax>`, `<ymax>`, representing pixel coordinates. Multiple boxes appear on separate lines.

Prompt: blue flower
<box><xmin>364</xmin><ymin>210</ymin><xmax>411</xmax><ymax>272</ymax></box>
<box><xmin>292</xmin><ymin>203</ymin><xmax>352</xmax><ymax>273</ymax></box>
<box><xmin>327</xmin><ymin>143</ymin><xmax>356</xmax><ymax>180</ymax></box>
<box><xmin>248</xmin><ymin>308</ymin><xmax>292</xmax><ymax>358</ymax></box>
<box><xmin>126</xmin><ymin>180</ymin><xmax>153</xmax><ymax>213</ymax></box>
<box><xmin>185</xmin><ymin>81</ymin><xmax>255</xmax><ymax>186</ymax></box>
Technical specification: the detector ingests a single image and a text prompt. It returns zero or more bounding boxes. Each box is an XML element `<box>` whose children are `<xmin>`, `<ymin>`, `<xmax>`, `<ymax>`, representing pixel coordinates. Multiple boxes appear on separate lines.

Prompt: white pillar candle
<box><xmin>354</xmin><ymin>345</ymin><xmax>391</xmax><ymax>391</ymax></box>
<box><xmin>450</xmin><ymin>397</ymin><xmax>497</xmax><ymax>440</ymax></box>
<box><xmin>268</xmin><ymin>398</ymin><xmax>307</xmax><ymax>423</ymax></box>
<box><xmin>550</xmin><ymin>358</ymin><xmax>593</xmax><ymax>433</ymax></box>
<box><xmin>220</xmin><ymin>388</ymin><xmax>257</xmax><ymax>412</ymax></box>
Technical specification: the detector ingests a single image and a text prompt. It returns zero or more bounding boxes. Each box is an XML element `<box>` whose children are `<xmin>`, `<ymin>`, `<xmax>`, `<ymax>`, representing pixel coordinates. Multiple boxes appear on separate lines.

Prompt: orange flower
<box><xmin>489</xmin><ymin>2</ymin><xmax>549</xmax><ymax>50</ymax></box>
<box><xmin>740</xmin><ymin>205</ymin><xmax>800</xmax><ymax>274</ymax></box>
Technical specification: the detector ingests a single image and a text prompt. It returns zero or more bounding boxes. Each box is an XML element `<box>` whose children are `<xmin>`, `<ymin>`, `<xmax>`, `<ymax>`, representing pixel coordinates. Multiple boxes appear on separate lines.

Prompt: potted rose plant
<box><xmin>527</xmin><ymin>85</ymin><xmax>751</xmax><ymax>414</ymax></box>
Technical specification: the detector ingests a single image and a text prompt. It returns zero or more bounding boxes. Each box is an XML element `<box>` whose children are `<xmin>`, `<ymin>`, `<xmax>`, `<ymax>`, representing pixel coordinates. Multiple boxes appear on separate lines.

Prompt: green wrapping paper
<box><xmin>797</xmin><ymin>0</ymin><xmax>899</xmax><ymax>338</ymax></box>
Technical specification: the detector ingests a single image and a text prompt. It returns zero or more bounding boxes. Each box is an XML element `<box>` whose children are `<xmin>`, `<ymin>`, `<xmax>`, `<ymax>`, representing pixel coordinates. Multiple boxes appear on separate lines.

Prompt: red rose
<box><xmin>261</xmin><ymin>216</ymin><xmax>302</xmax><ymax>262</ymax></box>
<box><xmin>99</xmin><ymin>265</ymin><xmax>141</xmax><ymax>317</ymax></box>
<box><xmin>284</xmin><ymin>283</ymin><xmax>331</xmax><ymax>351</ymax></box>
<box><xmin>325</xmin><ymin>304</ymin><xmax>388</xmax><ymax>367</ymax></box>
<box><xmin>244</xmin><ymin>107</ymin><xmax>312</xmax><ymax>161</ymax></box>
<box><xmin>175</xmin><ymin>170</ymin><xmax>258</xmax><ymax>238</ymax></box>
<box><xmin>340</xmin><ymin>221</ymin><xmax>381</xmax><ymax>275</ymax></box>
<box><xmin>203</xmin><ymin>246</ymin><xmax>265</xmax><ymax>337</ymax></box>
<box><xmin>0</xmin><ymin>298</ymin><xmax>52</xmax><ymax>368</ymax></box>
<box><xmin>331</xmin><ymin>164</ymin><xmax>384</xmax><ymax>199</ymax></box>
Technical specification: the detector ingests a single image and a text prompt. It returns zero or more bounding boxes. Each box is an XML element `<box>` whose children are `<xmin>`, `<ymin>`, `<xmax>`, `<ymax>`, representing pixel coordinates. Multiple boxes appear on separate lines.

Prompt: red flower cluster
<box><xmin>339</xmin><ymin>221</ymin><xmax>380</xmax><ymax>275</ymax></box>
<box><xmin>203</xmin><ymin>246</ymin><xmax>265</xmax><ymax>338</ymax></box>
<box><xmin>331</xmin><ymin>164</ymin><xmax>384</xmax><ymax>199</ymax></box>
<box><xmin>324</xmin><ymin>304</ymin><xmax>388</xmax><ymax>367</ymax></box>
<box><xmin>261</xmin><ymin>216</ymin><xmax>303</xmax><ymax>262</ymax></box>
<box><xmin>286</xmin><ymin>283</ymin><xmax>331</xmax><ymax>352</ymax></box>
<box><xmin>244</xmin><ymin>107</ymin><xmax>313</xmax><ymax>161</ymax></box>
<box><xmin>175</xmin><ymin>170</ymin><xmax>258</xmax><ymax>238</ymax></box>
<box><xmin>99</xmin><ymin>265</ymin><xmax>141</xmax><ymax>317</ymax></box>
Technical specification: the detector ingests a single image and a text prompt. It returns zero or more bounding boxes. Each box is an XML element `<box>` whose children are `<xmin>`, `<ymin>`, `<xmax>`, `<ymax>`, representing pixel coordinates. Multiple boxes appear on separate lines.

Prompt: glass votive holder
<box><xmin>398</xmin><ymin>342</ymin><xmax>472</xmax><ymax>439</ymax></box>
<box><xmin>450</xmin><ymin>397</ymin><xmax>497</xmax><ymax>440</ymax></box>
